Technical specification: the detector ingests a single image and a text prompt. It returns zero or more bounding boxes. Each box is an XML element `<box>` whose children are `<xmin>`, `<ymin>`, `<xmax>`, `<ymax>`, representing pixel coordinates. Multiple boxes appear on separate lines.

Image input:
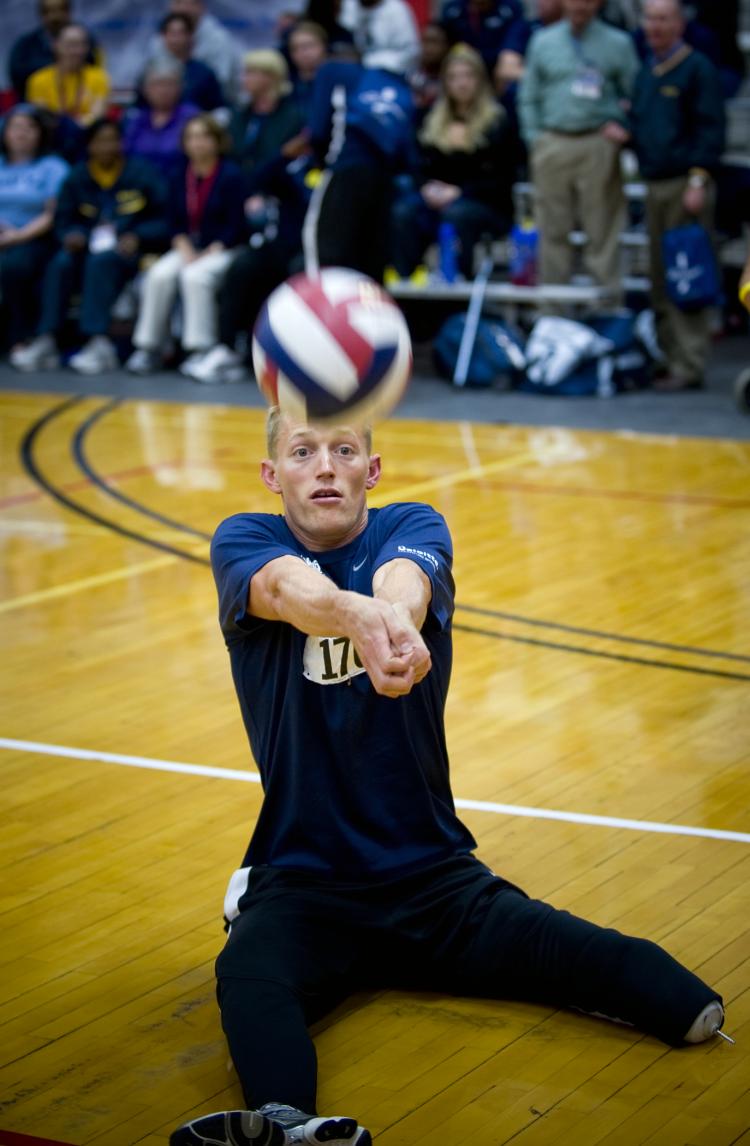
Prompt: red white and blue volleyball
<box><xmin>252</xmin><ymin>267</ymin><xmax>412</xmax><ymax>423</ymax></box>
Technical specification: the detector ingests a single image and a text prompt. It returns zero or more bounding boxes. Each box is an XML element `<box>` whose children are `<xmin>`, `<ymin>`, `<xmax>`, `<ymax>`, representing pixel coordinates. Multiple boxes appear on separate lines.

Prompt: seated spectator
<box><xmin>339</xmin><ymin>0</ymin><xmax>421</xmax><ymax>74</ymax></box>
<box><xmin>0</xmin><ymin>105</ymin><xmax>69</xmax><ymax>361</ymax></box>
<box><xmin>149</xmin><ymin>0</ymin><xmax>241</xmax><ymax>105</ymax></box>
<box><xmin>440</xmin><ymin>0</ymin><xmax>527</xmax><ymax>77</ymax></box>
<box><xmin>184</xmin><ymin>153</ymin><xmax>311</xmax><ymax>384</ymax></box>
<box><xmin>494</xmin><ymin>0</ymin><xmax>562</xmax><ymax>96</ymax></box>
<box><xmin>124</xmin><ymin>58</ymin><xmax>200</xmax><ymax>180</ymax></box>
<box><xmin>26</xmin><ymin>22</ymin><xmax>110</xmax><ymax>129</ymax></box>
<box><xmin>408</xmin><ymin>20</ymin><xmax>451</xmax><ymax>121</ymax></box>
<box><xmin>230</xmin><ymin>51</ymin><xmax>307</xmax><ymax>200</ymax></box>
<box><xmin>287</xmin><ymin>21</ymin><xmax>330</xmax><ymax>117</ymax></box>
<box><xmin>142</xmin><ymin>13</ymin><xmax>225</xmax><ymax>113</ymax></box>
<box><xmin>8</xmin><ymin>0</ymin><xmax>101</xmax><ymax>101</ymax></box>
<box><xmin>389</xmin><ymin>43</ymin><xmax>517</xmax><ymax>279</ymax></box>
<box><xmin>125</xmin><ymin>113</ymin><xmax>246</xmax><ymax>377</ymax></box>
<box><xmin>12</xmin><ymin>118</ymin><xmax>169</xmax><ymax>375</ymax></box>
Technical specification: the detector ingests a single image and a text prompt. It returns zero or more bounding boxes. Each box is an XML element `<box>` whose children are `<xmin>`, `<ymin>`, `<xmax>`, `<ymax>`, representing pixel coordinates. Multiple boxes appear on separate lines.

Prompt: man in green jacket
<box><xmin>518</xmin><ymin>0</ymin><xmax>639</xmax><ymax>294</ymax></box>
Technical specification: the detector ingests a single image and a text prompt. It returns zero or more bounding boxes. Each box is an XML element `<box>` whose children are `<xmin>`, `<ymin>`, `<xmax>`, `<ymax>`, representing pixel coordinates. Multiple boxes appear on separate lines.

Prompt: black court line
<box><xmin>20</xmin><ymin>398</ymin><xmax>747</xmax><ymax>683</ymax></box>
<box><xmin>453</xmin><ymin>623</ymin><xmax>750</xmax><ymax>683</ymax></box>
<box><xmin>19</xmin><ymin>397</ymin><xmax>210</xmax><ymax>566</ymax></box>
<box><xmin>72</xmin><ymin>398</ymin><xmax>212</xmax><ymax>541</ymax></box>
<box><xmin>456</xmin><ymin>603</ymin><xmax>750</xmax><ymax>665</ymax></box>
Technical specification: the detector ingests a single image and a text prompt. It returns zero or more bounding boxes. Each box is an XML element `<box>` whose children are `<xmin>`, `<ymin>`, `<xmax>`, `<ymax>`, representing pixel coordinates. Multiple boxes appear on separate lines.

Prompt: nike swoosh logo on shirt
<box><xmin>353</xmin><ymin>558</ymin><xmax>367</xmax><ymax>571</ymax></box>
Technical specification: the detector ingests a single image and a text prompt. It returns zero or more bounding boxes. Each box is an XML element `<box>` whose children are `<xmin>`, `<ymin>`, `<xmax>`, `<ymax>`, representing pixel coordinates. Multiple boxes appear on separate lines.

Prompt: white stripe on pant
<box><xmin>132</xmin><ymin>247</ymin><xmax>236</xmax><ymax>352</ymax></box>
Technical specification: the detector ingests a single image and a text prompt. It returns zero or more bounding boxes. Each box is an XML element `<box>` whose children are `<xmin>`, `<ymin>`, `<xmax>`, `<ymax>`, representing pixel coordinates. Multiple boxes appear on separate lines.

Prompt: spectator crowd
<box><xmin>0</xmin><ymin>0</ymin><xmax>746</xmax><ymax>389</ymax></box>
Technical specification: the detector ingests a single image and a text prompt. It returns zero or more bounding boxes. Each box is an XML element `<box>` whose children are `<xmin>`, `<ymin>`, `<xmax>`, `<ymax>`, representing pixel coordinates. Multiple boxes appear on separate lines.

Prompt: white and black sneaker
<box><xmin>169</xmin><ymin>1109</ymin><xmax>289</xmax><ymax>1145</ymax></box>
<box><xmin>260</xmin><ymin>1103</ymin><xmax>372</xmax><ymax>1145</ymax></box>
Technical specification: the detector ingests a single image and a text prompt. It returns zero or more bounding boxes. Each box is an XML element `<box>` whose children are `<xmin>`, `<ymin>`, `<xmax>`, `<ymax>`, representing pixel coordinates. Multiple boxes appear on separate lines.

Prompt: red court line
<box><xmin>484</xmin><ymin>478</ymin><xmax>750</xmax><ymax>510</ymax></box>
<box><xmin>0</xmin><ymin>461</ymin><xmax>182</xmax><ymax>510</ymax></box>
<box><xmin>0</xmin><ymin>1131</ymin><xmax>77</xmax><ymax>1146</ymax></box>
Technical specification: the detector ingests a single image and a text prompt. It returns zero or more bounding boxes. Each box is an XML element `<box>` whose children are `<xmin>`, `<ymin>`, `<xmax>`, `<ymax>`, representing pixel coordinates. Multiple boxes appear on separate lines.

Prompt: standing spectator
<box><xmin>8</xmin><ymin>0</ymin><xmax>100</xmax><ymax>101</ymax></box>
<box><xmin>0</xmin><ymin>105</ymin><xmax>69</xmax><ymax>361</ymax></box>
<box><xmin>408</xmin><ymin>20</ymin><xmax>452</xmax><ymax>119</ymax></box>
<box><xmin>144</xmin><ymin>12</ymin><xmax>225</xmax><ymax>113</ymax></box>
<box><xmin>441</xmin><ymin>0</ymin><xmax>527</xmax><ymax>76</ymax></box>
<box><xmin>305</xmin><ymin>57</ymin><xmax>416</xmax><ymax>281</ymax></box>
<box><xmin>126</xmin><ymin>114</ymin><xmax>246</xmax><ymax>377</ymax></box>
<box><xmin>517</xmin><ymin>0</ymin><xmax>639</xmax><ymax>291</ymax></box>
<box><xmin>287</xmin><ymin>22</ymin><xmax>331</xmax><ymax>117</ymax></box>
<box><xmin>123</xmin><ymin>58</ymin><xmax>200</xmax><ymax>181</ymax></box>
<box><xmin>339</xmin><ymin>0</ymin><xmax>421</xmax><ymax>74</ymax></box>
<box><xmin>390</xmin><ymin>43</ymin><xmax>517</xmax><ymax>278</ymax></box>
<box><xmin>26</xmin><ymin>22</ymin><xmax>110</xmax><ymax>129</ymax></box>
<box><xmin>11</xmin><ymin>118</ymin><xmax>169</xmax><ymax>375</ymax></box>
<box><xmin>630</xmin><ymin>0</ymin><xmax>725</xmax><ymax>390</ymax></box>
<box><xmin>149</xmin><ymin>0</ymin><xmax>241</xmax><ymax>105</ymax></box>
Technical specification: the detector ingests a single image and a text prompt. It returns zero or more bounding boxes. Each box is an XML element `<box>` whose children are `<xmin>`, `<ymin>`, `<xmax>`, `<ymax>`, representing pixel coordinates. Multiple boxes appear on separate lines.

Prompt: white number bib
<box><xmin>303</xmin><ymin>635</ymin><xmax>366</xmax><ymax>685</ymax></box>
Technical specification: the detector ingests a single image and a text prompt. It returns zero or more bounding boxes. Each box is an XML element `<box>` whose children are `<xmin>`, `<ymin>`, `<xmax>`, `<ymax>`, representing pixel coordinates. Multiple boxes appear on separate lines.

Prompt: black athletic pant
<box><xmin>216</xmin><ymin>855</ymin><xmax>720</xmax><ymax>1115</ymax></box>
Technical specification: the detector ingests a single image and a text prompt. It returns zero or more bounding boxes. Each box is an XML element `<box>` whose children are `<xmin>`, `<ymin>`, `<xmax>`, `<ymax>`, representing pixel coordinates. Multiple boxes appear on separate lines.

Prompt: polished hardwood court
<box><xmin>1</xmin><ymin>390</ymin><xmax>749</xmax><ymax>1146</ymax></box>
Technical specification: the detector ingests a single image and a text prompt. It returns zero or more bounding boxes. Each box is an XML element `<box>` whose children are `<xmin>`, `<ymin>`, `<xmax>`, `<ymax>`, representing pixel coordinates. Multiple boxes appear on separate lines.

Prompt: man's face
<box><xmin>642</xmin><ymin>0</ymin><xmax>684</xmax><ymax>55</ymax></box>
<box><xmin>40</xmin><ymin>0</ymin><xmax>71</xmax><ymax>36</ymax></box>
<box><xmin>563</xmin><ymin>0</ymin><xmax>601</xmax><ymax>32</ymax></box>
<box><xmin>261</xmin><ymin>417</ymin><xmax>380</xmax><ymax>551</ymax></box>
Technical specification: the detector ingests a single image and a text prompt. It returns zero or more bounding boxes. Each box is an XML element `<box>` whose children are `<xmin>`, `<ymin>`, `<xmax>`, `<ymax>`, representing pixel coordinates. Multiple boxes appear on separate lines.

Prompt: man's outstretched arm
<box><xmin>248</xmin><ymin>555</ymin><xmax>429</xmax><ymax>696</ymax></box>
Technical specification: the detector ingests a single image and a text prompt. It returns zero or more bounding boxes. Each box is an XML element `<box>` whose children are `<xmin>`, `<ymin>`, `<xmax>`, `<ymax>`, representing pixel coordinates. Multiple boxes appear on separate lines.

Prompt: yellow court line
<box><xmin>0</xmin><ymin>554</ymin><xmax>180</xmax><ymax>614</ymax></box>
<box><xmin>371</xmin><ymin>450</ymin><xmax>536</xmax><ymax>506</ymax></box>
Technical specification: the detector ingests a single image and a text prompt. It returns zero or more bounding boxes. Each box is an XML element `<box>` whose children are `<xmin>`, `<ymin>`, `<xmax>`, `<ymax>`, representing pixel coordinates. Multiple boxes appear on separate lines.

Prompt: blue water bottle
<box><xmin>438</xmin><ymin>221</ymin><xmax>459</xmax><ymax>283</ymax></box>
<box><xmin>508</xmin><ymin>218</ymin><xmax>538</xmax><ymax>286</ymax></box>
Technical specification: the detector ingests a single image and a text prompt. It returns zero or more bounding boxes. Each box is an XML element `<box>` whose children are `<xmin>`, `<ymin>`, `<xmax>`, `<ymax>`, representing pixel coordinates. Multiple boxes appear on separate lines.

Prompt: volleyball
<box><xmin>252</xmin><ymin>267</ymin><xmax>412</xmax><ymax>424</ymax></box>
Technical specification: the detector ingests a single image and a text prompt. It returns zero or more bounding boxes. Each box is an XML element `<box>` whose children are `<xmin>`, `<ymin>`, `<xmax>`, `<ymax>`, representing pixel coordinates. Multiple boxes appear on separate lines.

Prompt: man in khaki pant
<box><xmin>518</xmin><ymin>0</ymin><xmax>639</xmax><ymax>293</ymax></box>
<box><xmin>630</xmin><ymin>0</ymin><xmax>725</xmax><ymax>390</ymax></box>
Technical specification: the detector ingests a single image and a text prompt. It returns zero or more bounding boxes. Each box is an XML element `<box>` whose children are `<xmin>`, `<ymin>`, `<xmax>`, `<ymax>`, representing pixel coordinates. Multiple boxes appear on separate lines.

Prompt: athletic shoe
<box><xmin>260</xmin><ymin>1103</ymin><xmax>372</xmax><ymax>1145</ymax></box>
<box><xmin>125</xmin><ymin>347</ymin><xmax>162</xmax><ymax>375</ymax></box>
<box><xmin>169</xmin><ymin>1108</ymin><xmax>288</xmax><ymax>1145</ymax></box>
<box><xmin>69</xmin><ymin>335</ymin><xmax>119</xmax><ymax>375</ymax></box>
<box><xmin>186</xmin><ymin>343</ymin><xmax>249</xmax><ymax>384</ymax></box>
<box><xmin>10</xmin><ymin>334</ymin><xmax>60</xmax><ymax>372</ymax></box>
<box><xmin>684</xmin><ymin>1000</ymin><xmax>726</xmax><ymax>1043</ymax></box>
<box><xmin>179</xmin><ymin>349</ymin><xmax>211</xmax><ymax>378</ymax></box>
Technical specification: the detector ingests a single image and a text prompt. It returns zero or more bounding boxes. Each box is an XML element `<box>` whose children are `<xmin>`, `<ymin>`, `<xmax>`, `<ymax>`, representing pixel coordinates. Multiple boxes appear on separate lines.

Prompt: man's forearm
<box><xmin>251</xmin><ymin>554</ymin><xmax>360</xmax><ymax>637</ymax></box>
<box><xmin>372</xmin><ymin>558</ymin><xmax>432</xmax><ymax>632</ymax></box>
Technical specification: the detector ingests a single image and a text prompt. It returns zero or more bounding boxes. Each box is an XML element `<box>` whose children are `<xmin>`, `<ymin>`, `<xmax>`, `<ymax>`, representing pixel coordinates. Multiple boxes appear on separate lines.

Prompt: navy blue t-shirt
<box><xmin>210</xmin><ymin>502</ymin><xmax>477</xmax><ymax>877</ymax></box>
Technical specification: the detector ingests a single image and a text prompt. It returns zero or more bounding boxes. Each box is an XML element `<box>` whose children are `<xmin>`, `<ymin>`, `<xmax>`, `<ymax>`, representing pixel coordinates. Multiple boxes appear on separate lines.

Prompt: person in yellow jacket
<box><xmin>27</xmin><ymin>21</ymin><xmax>110</xmax><ymax>128</ymax></box>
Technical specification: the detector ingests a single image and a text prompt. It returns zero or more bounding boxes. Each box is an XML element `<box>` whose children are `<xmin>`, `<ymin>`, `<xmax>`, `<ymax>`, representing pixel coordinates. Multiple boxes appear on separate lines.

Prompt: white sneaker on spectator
<box><xmin>10</xmin><ymin>334</ymin><xmax>60</xmax><ymax>372</ymax></box>
<box><xmin>69</xmin><ymin>335</ymin><xmax>119</xmax><ymax>375</ymax></box>
<box><xmin>188</xmin><ymin>343</ymin><xmax>248</xmax><ymax>384</ymax></box>
<box><xmin>179</xmin><ymin>349</ymin><xmax>210</xmax><ymax>378</ymax></box>
<box><xmin>126</xmin><ymin>347</ymin><xmax>162</xmax><ymax>375</ymax></box>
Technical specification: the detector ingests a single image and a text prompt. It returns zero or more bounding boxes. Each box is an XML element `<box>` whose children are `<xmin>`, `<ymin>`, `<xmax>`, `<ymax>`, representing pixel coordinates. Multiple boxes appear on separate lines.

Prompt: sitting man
<box><xmin>168</xmin><ymin>405</ymin><xmax>727</xmax><ymax>1146</ymax></box>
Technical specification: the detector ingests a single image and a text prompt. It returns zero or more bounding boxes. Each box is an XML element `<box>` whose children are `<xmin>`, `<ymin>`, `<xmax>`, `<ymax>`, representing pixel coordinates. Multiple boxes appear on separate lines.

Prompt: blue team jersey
<box><xmin>210</xmin><ymin>502</ymin><xmax>477</xmax><ymax>877</ymax></box>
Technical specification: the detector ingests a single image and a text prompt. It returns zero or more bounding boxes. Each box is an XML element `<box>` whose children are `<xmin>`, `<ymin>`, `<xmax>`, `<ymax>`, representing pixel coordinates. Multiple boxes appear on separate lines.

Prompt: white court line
<box><xmin>2</xmin><ymin>737</ymin><xmax>750</xmax><ymax>845</ymax></box>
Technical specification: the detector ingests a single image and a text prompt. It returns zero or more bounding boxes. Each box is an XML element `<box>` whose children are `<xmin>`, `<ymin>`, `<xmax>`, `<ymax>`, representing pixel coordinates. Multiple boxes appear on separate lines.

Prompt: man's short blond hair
<box><xmin>265</xmin><ymin>406</ymin><xmax>372</xmax><ymax>458</ymax></box>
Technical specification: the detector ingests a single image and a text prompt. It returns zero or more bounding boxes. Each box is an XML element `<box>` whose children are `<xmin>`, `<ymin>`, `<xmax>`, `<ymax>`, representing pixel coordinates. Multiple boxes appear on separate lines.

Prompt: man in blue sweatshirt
<box><xmin>629</xmin><ymin>0</ymin><xmax>725</xmax><ymax>390</ymax></box>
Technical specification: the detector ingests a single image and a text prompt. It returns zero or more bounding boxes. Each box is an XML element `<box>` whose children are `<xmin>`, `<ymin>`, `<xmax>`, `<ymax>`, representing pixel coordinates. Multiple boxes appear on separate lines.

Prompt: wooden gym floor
<box><xmin>1</xmin><ymin>390</ymin><xmax>749</xmax><ymax>1146</ymax></box>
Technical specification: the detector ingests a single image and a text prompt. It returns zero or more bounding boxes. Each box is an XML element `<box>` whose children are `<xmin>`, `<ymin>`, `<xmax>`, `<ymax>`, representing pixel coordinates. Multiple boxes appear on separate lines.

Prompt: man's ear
<box><xmin>366</xmin><ymin>453</ymin><xmax>382</xmax><ymax>490</ymax></box>
<box><xmin>260</xmin><ymin>459</ymin><xmax>282</xmax><ymax>495</ymax></box>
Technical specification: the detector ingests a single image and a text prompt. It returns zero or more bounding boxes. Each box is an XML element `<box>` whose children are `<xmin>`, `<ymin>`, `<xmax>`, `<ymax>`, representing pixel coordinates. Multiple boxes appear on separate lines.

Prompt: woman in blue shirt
<box><xmin>0</xmin><ymin>104</ymin><xmax>68</xmax><ymax>358</ymax></box>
